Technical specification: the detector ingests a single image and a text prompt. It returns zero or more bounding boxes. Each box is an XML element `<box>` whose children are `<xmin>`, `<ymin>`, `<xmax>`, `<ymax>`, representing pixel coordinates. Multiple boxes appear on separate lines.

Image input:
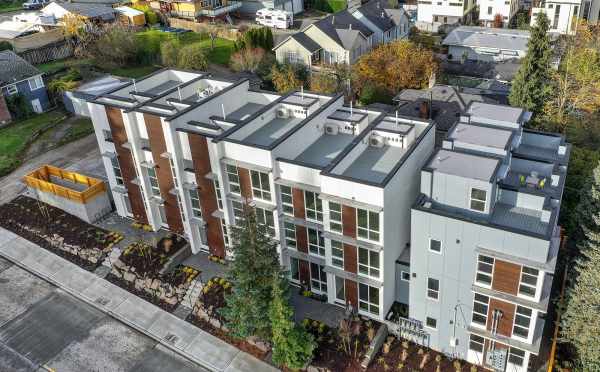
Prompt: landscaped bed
<box><xmin>0</xmin><ymin>195</ymin><xmax>122</xmax><ymax>271</ymax></box>
<box><xmin>107</xmin><ymin>236</ymin><xmax>199</xmax><ymax>312</ymax></box>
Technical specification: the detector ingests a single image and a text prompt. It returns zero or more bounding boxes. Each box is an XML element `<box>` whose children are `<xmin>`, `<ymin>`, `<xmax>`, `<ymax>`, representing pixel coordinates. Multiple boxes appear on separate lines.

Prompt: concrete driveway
<box><xmin>0</xmin><ymin>258</ymin><xmax>210</xmax><ymax>372</ymax></box>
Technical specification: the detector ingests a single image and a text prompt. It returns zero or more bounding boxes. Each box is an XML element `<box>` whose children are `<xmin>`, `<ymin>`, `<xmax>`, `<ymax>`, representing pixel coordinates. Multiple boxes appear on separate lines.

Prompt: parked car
<box><xmin>22</xmin><ymin>0</ymin><xmax>49</xmax><ymax>10</ymax></box>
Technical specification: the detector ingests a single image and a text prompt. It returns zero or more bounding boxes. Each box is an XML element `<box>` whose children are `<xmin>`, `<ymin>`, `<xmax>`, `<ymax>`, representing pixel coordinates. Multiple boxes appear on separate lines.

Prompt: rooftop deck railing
<box><xmin>23</xmin><ymin>165</ymin><xmax>106</xmax><ymax>204</ymax></box>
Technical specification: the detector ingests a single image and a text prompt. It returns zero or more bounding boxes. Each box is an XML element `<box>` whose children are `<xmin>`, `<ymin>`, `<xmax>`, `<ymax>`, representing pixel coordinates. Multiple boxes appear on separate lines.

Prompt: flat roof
<box><xmin>282</xmin><ymin>94</ymin><xmax>318</xmax><ymax>107</ymax></box>
<box><xmin>427</xmin><ymin>149</ymin><xmax>499</xmax><ymax>181</ymax></box>
<box><xmin>143</xmin><ymin>79</ymin><xmax>181</xmax><ymax>96</ymax></box>
<box><xmin>442</xmin><ymin>26</ymin><xmax>530</xmax><ymax>52</ymax></box>
<box><xmin>468</xmin><ymin>102</ymin><xmax>525</xmax><ymax>123</ymax></box>
<box><xmin>340</xmin><ymin>145</ymin><xmax>407</xmax><ymax>183</ymax></box>
<box><xmin>226</xmin><ymin>102</ymin><xmax>266</xmax><ymax>121</ymax></box>
<box><xmin>448</xmin><ymin>122</ymin><xmax>513</xmax><ymax>149</ymax></box>
<box><xmin>491</xmin><ymin>203</ymin><xmax>548</xmax><ymax>236</ymax></box>
<box><xmin>294</xmin><ymin>133</ymin><xmax>355</xmax><ymax>168</ymax></box>
<box><xmin>376</xmin><ymin>119</ymin><xmax>414</xmax><ymax>135</ymax></box>
<box><xmin>241</xmin><ymin>116</ymin><xmax>303</xmax><ymax>147</ymax></box>
<box><xmin>328</xmin><ymin>109</ymin><xmax>367</xmax><ymax>123</ymax></box>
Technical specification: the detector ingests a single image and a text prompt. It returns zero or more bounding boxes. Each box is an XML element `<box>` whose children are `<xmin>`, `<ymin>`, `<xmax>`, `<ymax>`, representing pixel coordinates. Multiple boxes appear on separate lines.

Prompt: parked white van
<box><xmin>256</xmin><ymin>8</ymin><xmax>293</xmax><ymax>29</ymax></box>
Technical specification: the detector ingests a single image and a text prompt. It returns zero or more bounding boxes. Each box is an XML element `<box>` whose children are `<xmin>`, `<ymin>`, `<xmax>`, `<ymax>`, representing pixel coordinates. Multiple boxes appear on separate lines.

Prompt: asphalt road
<box><xmin>0</xmin><ymin>257</ymin><xmax>210</xmax><ymax>372</ymax></box>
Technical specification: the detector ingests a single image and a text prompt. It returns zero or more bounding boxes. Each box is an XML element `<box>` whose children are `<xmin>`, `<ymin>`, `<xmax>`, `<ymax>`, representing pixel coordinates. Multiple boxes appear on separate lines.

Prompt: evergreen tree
<box><xmin>269</xmin><ymin>273</ymin><xmax>315</xmax><ymax>370</ymax></box>
<box><xmin>561</xmin><ymin>163</ymin><xmax>600</xmax><ymax>370</ymax></box>
<box><xmin>509</xmin><ymin>13</ymin><xmax>552</xmax><ymax>116</ymax></box>
<box><xmin>220</xmin><ymin>202</ymin><xmax>280</xmax><ymax>340</ymax></box>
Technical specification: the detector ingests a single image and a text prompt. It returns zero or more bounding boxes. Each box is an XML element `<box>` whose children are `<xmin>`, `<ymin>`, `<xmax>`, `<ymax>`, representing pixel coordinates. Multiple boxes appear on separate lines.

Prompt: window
<box><xmin>470</xmin><ymin>188</ymin><xmax>487</xmax><ymax>212</ymax></box>
<box><xmin>553</xmin><ymin>5</ymin><xmax>560</xmax><ymax>28</ymax></box>
<box><xmin>28</xmin><ymin>76</ymin><xmax>44</xmax><ymax>90</ymax></box>
<box><xmin>147</xmin><ymin>167</ymin><xmax>161</xmax><ymax>197</ymax></box>
<box><xmin>226</xmin><ymin>165</ymin><xmax>240</xmax><ymax>194</ymax></box>
<box><xmin>426</xmin><ymin>317</ymin><xmax>437</xmax><ymax>329</ymax></box>
<box><xmin>176</xmin><ymin>193</ymin><xmax>185</xmax><ymax>222</ymax></box>
<box><xmin>331</xmin><ymin>240</ymin><xmax>344</xmax><ymax>268</ymax></box>
<box><xmin>508</xmin><ymin>348</ymin><xmax>526</xmax><ymax>366</ymax></box>
<box><xmin>519</xmin><ymin>266</ymin><xmax>539</xmax><ymax>298</ymax></box>
<box><xmin>358</xmin><ymin>247</ymin><xmax>380</xmax><ymax>278</ymax></box>
<box><xmin>158</xmin><ymin>204</ymin><xmax>167</xmax><ymax>226</ymax></box>
<box><xmin>220</xmin><ymin>218</ymin><xmax>230</xmax><ymax>247</ymax></box>
<box><xmin>214</xmin><ymin>179</ymin><xmax>223</xmax><ymax>210</ymax></box>
<box><xmin>256</xmin><ymin>207</ymin><xmax>275</xmax><ymax>236</ymax></box>
<box><xmin>513</xmin><ymin>306</ymin><xmax>532</xmax><ymax>339</ymax></box>
<box><xmin>169</xmin><ymin>158</ymin><xmax>178</xmax><ymax>188</ymax></box>
<box><xmin>189</xmin><ymin>189</ymin><xmax>202</xmax><ymax>218</ymax></box>
<box><xmin>284</xmin><ymin>222</ymin><xmax>296</xmax><ymax>249</ymax></box>
<box><xmin>102</xmin><ymin>129</ymin><xmax>113</xmax><ymax>142</ymax></box>
<box><xmin>308</xmin><ymin>228</ymin><xmax>325</xmax><ymax>256</ymax></box>
<box><xmin>335</xmin><ymin>276</ymin><xmax>345</xmax><ymax>302</ymax></box>
<box><xmin>232</xmin><ymin>200</ymin><xmax>244</xmax><ymax>224</ymax></box>
<box><xmin>476</xmin><ymin>255</ymin><xmax>494</xmax><ymax>286</ymax></box>
<box><xmin>123</xmin><ymin>194</ymin><xmax>133</xmax><ymax>215</ymax></box>
<box><xmin>429</xmin><ymin>239</ymin><xmax>442</xmax><ymax>253</ymax></box>
<box><xmin>250</xmin><ymin>170</ymin><xmax>271</xmax><ymax>201</ymax></box>
<box><xmin>310</xmin><ymin>263</ymin><xmax>327</xmax><ymax>293</ymax></box>
<box><xmin>472</xmin><ymin>293</ymin><xmax>489</xmax><ymax>326</ymax></box>
<box><xmin>487</xmin><ymin>5</ymin><xmax>492</xmax><ymax>13</ymax></box>
<box><xmin>427</xmin><ymin>277</ymin><xmax>440</xmax><ymax>300</ymax></box>
<box><xmin>110</xmin><ymin>157</ymin><xmax>124</xmax><ymax>185</ymax></box>
<box><xmin>359</xmin><ymin>283</ymin><xmax>379</xmax><ymax>315</ymax></box>
<box><xmin>280</xmin><ymin>186</ymin><xmax>294</xmax><ymax>215</ymax></box>
<box><xmin>357</xmin><ymin>208</ymin><xmax>380</xmax><ymax>242</ymax></box>
<box><xmin>286</xmin><ymin>51</ymin><xmax>298</xmax><ymax>63</ymax></box>
<box><xmin>469</xmin><ymin>334</ymin><xmax>485</xmax><ymax>353</ymax></box>
<box><xmin>304</xmin><ymin>191</ymin><xmax>323</xmax><ymax>221</ymax></box>
<box><xmin>329</xmin><ymin>202</ymin><xmax>342</xmax><ymax>233</ymax></box>
<box><xmin>401</xmin><ymin>271</ymin><xmax>410</xmax><ymax>282</ymax></box>
<box><xmin>5</xmin><ymin>84</ymin><xmax>17</xmax><ymax>95</ymax></box>
<box><xmin>290</xmin><ymin>257</ymin><xmax>300</xmax><ymax>282</ymax></box>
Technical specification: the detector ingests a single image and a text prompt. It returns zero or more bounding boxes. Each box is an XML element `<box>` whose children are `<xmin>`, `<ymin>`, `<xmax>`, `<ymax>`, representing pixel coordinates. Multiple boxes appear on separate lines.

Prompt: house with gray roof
<box><xmin>443</xmin><ymin>26</ymin><xmax>530</xmax><ymax>62</ymax></box>
<box><xmin>42</xmin><ymin>1</ymin><xmax>117</xmax><ymax>22</ymax></box>
<box><xmin>0</xmin><ymin>50</ymin><xmax>50</xmax><ymax>113</ymax></box>
<box><xmin>273</xmin><ymin>0</ymin><xmax>410</xmax><ymax>66</ymax></box>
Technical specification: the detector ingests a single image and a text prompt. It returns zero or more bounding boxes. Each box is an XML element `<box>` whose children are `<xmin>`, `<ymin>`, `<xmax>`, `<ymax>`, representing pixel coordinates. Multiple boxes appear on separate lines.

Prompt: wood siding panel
<box><xmin>342</xmin><ymin>205</ymin><xmax>356</xmax><ymax>238</ymax></box>
<box><xmin>296</xmin><ymin>225</ymin><xmax>308</xmax><ymax>253</ymax></box>
<box><xmin>188</xmin><ymin>133</ymin><xmax>225</xmax><ymax>257</ymax></box>
<box><xmin>105</xmin><ymin>106</ymin><xmax>147</xmax><ymax>223</ymax></box>
<box><xmin>486</xmin><ymin>298</ymin><xmax>515</xmax><ymax>338</ymax></box>
<box><xmin>343</xmin><ymin>243</ymin><xmax>357</xmax><ymax>274</ymax></box>
<box><xmin>299</xmin><ymin>259</ymin><xmax>310</xmax><ymax>286</ymax></box>
<box><xmin>345</xmin><ymin>279</ymin><xmax>358</xmax><ymax>308</ymax></box>
<box><xmin>492</xmin><ymin>259</ymin><xmax>521</xmax><ymax>296</ymax></box>
<box><xmin>238</xmin><ymin>167</ymin><xmax>252</xmax><ymax>200</ymax></box>
<box><xmin>292</xmin><ymin>188</ymin><xmax>305</xmax><ymax>219</ymax></box>
<box><xmin>144</xmin><ymin>114</ymin><xmax>183</xmax><ymax>234</ymax></box>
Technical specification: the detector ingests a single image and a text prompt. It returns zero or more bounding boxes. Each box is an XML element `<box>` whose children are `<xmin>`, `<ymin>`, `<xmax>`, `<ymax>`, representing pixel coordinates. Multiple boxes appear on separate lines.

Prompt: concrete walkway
<box><xmin>0</xmin><ymin>228</ymin><xmax>278</xmax><ymax>372</ymax></box>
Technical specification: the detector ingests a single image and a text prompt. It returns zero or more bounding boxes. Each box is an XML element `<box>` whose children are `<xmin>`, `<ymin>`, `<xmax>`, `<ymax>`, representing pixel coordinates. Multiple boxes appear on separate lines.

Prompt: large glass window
<box><xmin>469</xmin><ymin>334</ymin><xmax>485</xmax><ymax>353</ymax></box>
<box><xmin>256</xmin><ymin>207</ymin><xmax>275</xmax><ymax>236</ymax></box>
<box><xmin>232</xmin><ymin>200</ymin><xmax>244</xmax><ymax>224</ymax></box>
<box><xmin>358</xmin><ymin>247</ymin><xmax>380</xmax><ymax>278</ymax></box>
<box><xmin>472</xmin><ymin>293</ymin><xmax>489</xmax><ymax>326</ymax></box>
<box><xmin>280</xmin><ymin>185</ymin><xmax>294</xmax><ymax>215</ymax></box>
<box><xmin>513</xmin><ymin>306</ymin><xmax>532</xmax><ymax>339</ymax></box>
<box><xmin>335</xmin><ymin>276</ymin><xmax>345</xmax><ymax>302</ymax></box>
<box><xmin>427</xmin><ymin>277</ymin><xmax>440</xmax><ymax>300</ymax></box>
<box><xmin>519</xmin><ymin>266</ymin><xmax>539</xmax><ymax>298</ymax></box>
<box><xmin>508</xmin><ymin>348</ymin><xmax>526</xmax><ymax>366</ymax></box>
<box><xmin>304</xmin><ymin>191</ymin><xmax>323</xmax><ymax>222</ymax></box>
<box><xmin>331</xmin><ymin>240</ymin><xmax>344</xmax><ymax>268</ymax></box>
<box><xmin>470</xmin><ymin>188</ymin><xmax>487</xmax><ymax>212</ymax></box>
<box><xmin>169</xmin><ymin>158</ymin><xmax>178</xmax><ymax>188</ymax></box>
<box><xmin>329</xmin><ymin>202</ymin><xmax>342</xmax><ymax>233</ymax></box>
<box><xmin>146</xmin><ymin>167</ymin><xmax>161</xmax><ymax>197</ymax></box>
<box><xmin>189</xmin><ymin>189</ymin><xmax>202</xmax><ymax>218</ymax></box>
<box><xmin>357</xmin><ymin>209</ymin><xmax>380</xmax><ymax>242</ymax></box>
<box><xmin>213</xmin><ymin>179</ymin><xmax>223</xmax><ymax>210</ymax></box>
<box><xmin>310</xmin><ymin>263</ymin><xmax>327</xmax><ymax>293</ymax></box>
<box><xmin>476</xmin><ymin>255</ymin><xmax>494</xmax><ymax>286</ymax></box>
<box><xmin>226</xmin><ymin>165</ymin><xmax>240</xmax><ymax>194</ymax></box>
<box><xmin>308</xmin><ymin>228</ymin><xmax>325</xmax><ymax>256</ymax></box>
<box><xmin>284</xmin><ymin>222</ymin><xmax>296</xmax><ymax>249</ymax></box>
<box><xmin>359</xmin><ymin>283</ymin><xmax>379</xmax><ymax>315</ymax></box>
<box><xmin>250</xmin><ymin>170</ymin><xmax>271</xmax><ymax>201</ymax></box>
<box><xmin>220</xmin><ymin>218</ymin><xmax>230</xmax><ymax>247</ymax></box>
<box><xmin>290</xmin><ymin>257</ymin><xmax>300</xmax><ymax>282</ymax></box>
<box><xmin>110</xmin><ymin>157</ymin><xmax>124</xmax><ymax>185</ymax></box>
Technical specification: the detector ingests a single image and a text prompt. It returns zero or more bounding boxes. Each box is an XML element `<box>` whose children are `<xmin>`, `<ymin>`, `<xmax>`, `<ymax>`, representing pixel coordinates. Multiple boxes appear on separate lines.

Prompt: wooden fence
<box><xmin>19</xmin><ymin>41</ymin><xmax>74</xmax><ymax>65</ymax></box>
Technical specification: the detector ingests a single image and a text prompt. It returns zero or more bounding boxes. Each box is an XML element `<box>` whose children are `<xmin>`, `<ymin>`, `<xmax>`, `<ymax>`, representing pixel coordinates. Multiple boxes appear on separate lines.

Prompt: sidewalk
<box><xmin>0</xmin><ymin>228</ymin><xmax>278</xmax><ymax>372</ymax></box>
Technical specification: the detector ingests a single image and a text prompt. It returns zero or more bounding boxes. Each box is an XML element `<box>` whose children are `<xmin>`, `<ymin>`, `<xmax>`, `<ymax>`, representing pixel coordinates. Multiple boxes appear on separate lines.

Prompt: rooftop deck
<box><xmin>226</xmin><ymin>102</ymin><xmax>266</xmax><ymax>121</ymax></box>
<box><xmin>295</xmin><ymin>133</ymin><xmax>355</xmax><ymax>169</ymax></box>
<box><xmin>241</xmin><ymin>116</ymin><xmax>303</xmax><ymax>147</ymax></box>
<box><xmin>339</xmin><ymin>144</ymin><xmax>407</xmax><ymax>184</ymax></box>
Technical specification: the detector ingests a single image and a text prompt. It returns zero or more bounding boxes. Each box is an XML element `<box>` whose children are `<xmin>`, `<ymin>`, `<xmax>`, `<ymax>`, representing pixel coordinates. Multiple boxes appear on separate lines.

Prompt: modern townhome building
<box><xmin>531</xmin><ymin>0</ymin><xmax>600</xmax><ymax>34</ymax></box>
<box><xmin>478</xmin><ymin>0</ymin><xmax>520</xmax><ymax>27</ymax></box>
<box><xmin>0</xmin><ymin>50</ymin><xmax>50</xmax><ymax>114</ymax></box>
<box><xmin>410</xmin><ymin>102</ymin><xmax>569</xmax><ymax>371</ymax></box>
<box><xmin>415</xmin><ymin>0</ymin><xmax>477</xmax><ymax>32</ymax></box>
<box><xmin>87</xmin><ymin>68</ymin><xmax>436</xmax><ymax>322</ymax></box>
<box><xmin>273</xmin><ymin>0</ymin><xmax>410</xmax><ymax>66</ymax></box>
<box><xmin>442</xmin><ymin>26</ymin><xmax>530</xmax><ymax>62</ymax></box>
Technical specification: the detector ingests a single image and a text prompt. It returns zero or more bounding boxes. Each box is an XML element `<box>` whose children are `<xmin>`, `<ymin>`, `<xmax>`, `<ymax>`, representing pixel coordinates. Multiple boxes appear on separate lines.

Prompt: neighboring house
<box><xmin>273</xmin><ymin>0</ymin><xmax>410</xmax><ymax>66</ymax></box>
<box><xmin>411</xmin><ymin>102</ymin><xmax>569</xmax><ymax>372</ymax></box>
<box><xmin>416</xmin><ymin>0</ymin><xmax>477</xmax><ymax>31</ymax></box>
<box><xmin>443</xmin><ymin>26</ymin><xmax>530</xmax><ymax>62</ymax></box>
<box><xmin>478</xmin><ymin>0</ymin><xmax>520</xmax><ymax>27</ymax></box>
<box><xmin>156</xmin><ymin>0</ymin><xmax>243</xmax><ymax>20</ymax></box>
<box><xmin>0</xmin><ymin>20</ymin><xmax>63</xmax><ymax>52</ymax></box>
<box><xmin>531</xmin><ymin>0</ymin><xmax>599</xmax><ymax>34</ymax></box>
<box><xmin>42</xmin><ymin>1</ymin><xmax>117</xmax><ymax>22</ymax></box>
<box><xmin>0</xmin><ymin>50</ymin><xmax>50</xmax><ymax>113</ymax></box>
<box><xmin>115</xmin><ymin>6</ymin><xmax>146</xmax><ymax>26</ymax></box>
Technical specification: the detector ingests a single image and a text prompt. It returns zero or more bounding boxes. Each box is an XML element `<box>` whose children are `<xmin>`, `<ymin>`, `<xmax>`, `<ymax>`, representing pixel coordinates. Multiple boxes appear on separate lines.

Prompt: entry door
<box><xmin>334</xmin><ymin>276</ymin><xmax>345</xmax><ymax>304</ymax></box>
<box><xmin>30</xmin><ymin>98</ymin><xmax>42</xmax><ymax>113</ymax></box>
<box><xmin>310</xmin><ymin>263</ymin><xmax>327</xmax><ymax>294</ymax></box>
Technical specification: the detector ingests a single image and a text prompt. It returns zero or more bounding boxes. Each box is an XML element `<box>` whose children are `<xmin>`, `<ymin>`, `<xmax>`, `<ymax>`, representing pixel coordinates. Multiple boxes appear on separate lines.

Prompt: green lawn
<box><xmin>0</xmin><ymin>111</ymin><xmax>67</xmax><ymax>177</ymax></box>
<box><xmin>0</xmin><ymin>0</ymin><xmax>24</xmax><ymax>13</ymax></box>
<box><xmin>107</xmin><ymin>65</ymin><xmax>161</xmax><ymax>79</ymax></box>
<box><xmin>37</xmin><ymin>58</ymin><xmax>93</xmax><ymax>75</ymax></box>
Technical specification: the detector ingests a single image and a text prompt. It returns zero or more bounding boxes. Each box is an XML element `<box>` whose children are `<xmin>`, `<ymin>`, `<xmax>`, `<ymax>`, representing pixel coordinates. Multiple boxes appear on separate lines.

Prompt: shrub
<box><xmin>230</xmin><ymin>47</ymin><xmax>265</xmax><ymax>73</ymax></box>
<box><xmin>92</xmin><ymin>26</ymin><xmax>138</xmax><ymax>67</ymax></box>
<box><xmin>160</xmin><ymin>39</ymin><xmax>179</xmax><ymax>67</ymax></box>
<box><xmin>243</xmin><ymin>27</ymin><xmax>273</xmax><ymax>50</ymax></box>
<box><xmin>0</xmin><ymin>41</ymin><xmax>13</xmax><ymax>51</ymax></box>
<box><xmin>5</xmin><ymin>94</ymin><xmax>32</xmax><ymax>120</ymax></box>
<box><xmin>270</xmin><ymin>63</ymin><xmax>308</xmax><ymax>93</ymax></box>
<box><xmin>177</xmin><ymin>44</ymin><xmax>208</xmax><ymax>70</ymax></box>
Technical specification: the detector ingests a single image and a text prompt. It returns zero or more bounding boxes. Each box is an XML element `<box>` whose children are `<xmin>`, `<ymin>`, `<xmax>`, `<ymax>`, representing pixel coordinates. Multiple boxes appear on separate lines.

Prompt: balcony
<box><xmin>169</xmin><ymin>1</ymin><xmax>241</xmax><ymax>18</ymax></box>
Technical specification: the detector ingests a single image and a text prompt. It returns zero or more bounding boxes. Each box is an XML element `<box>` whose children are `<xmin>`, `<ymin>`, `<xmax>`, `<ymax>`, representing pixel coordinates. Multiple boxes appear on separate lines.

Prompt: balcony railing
<box><xmin>169</xmin><ymin>1</ymin><xmax>241</xmax><ymax>18</ymax></box>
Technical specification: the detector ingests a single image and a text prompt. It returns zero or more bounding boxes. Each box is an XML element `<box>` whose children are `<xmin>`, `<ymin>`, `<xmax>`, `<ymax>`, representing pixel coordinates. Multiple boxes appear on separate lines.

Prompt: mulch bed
<box><xmin>105</xmin><ymin>272</ymin><xmax>182</xmax><ymax>313</ymax></box>
<box><xmin>119</xmin><ymin>235</ymin><xmax>187</xmax><ymax>277</ymax></box>
<box><xmin>0</xmin><ymin>196</ymin><xmax>120</xmax><ymax>271</ymax></box>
